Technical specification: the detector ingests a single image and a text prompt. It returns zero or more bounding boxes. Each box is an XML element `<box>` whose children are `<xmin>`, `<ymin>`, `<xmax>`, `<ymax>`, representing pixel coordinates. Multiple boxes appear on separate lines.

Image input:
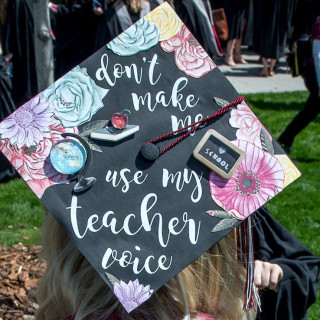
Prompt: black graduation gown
<box><xmin>174</xmin><ymin>0</ymin><xmax>222</xmax><ymax>58</ymax></box>
<box><xmin>53</xmin><ymin>0</ymin><xmax>100</xmax><ymax>79</ymax></box>
<box><xmin>290</xmin><ymin>0</ymin><xmax>320</xmax><ymax>44</ymax></box>
<box><xmin>212</xmin><ymin>0</ymin><xmax>253</xmax><ymax>46</ymax></box>
<box><xmin>222</xmin><ymin>0</ymin><xmax>248</xmax><ymax>40</ymax></box>
<box><xmin>253</xmin><ymin>206</ymin><xmax>320</xmax><ymax>320</ymax></box>
<box><xmin>3</xmin><ymin>0</ymin><xmax>37</xmax><ymax>107</ymax></box>
<box><xmin>242</xmin><ymin>0</ymin><xmax>254</xmax><ymax>46</ymax></box>
<box><xmin>252</xmin><ymin>0</ymin><xmax>296</xmax><ymax>59</ymax></box>
<box><xmin>0</xmin><ymin>54</ymin><xmax>18</xmax><ymax>182</ymax></box>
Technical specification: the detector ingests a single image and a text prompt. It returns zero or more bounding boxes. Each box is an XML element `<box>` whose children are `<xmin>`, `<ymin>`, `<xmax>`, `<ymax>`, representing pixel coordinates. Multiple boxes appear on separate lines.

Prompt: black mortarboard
<box><xmin>0</xmin><ymin>3</ymin><xmax>301</xmax><ymax>313</ymax></box>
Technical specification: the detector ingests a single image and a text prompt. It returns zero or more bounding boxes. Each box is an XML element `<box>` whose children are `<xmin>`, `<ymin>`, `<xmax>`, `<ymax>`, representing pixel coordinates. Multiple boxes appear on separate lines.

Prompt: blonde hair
<box><xmin>0</xmin><ymin>0</ymin><xmax>8</xmax><ymax>25</ymax></box>
<box><xmin>125</xmin><ymin>0</ymin><xmax>142</xmax><ymax>13</ymax></box>
<box><xmin>0</xmin><ymin>0</ymin><xmax>9</xmax><ymax>50</ymax></box>
<box><xmin>36</xmin><ymin>213</ymin><xmax>248</xmax><ymax>320</ymax></box>
<box><xmin>107</xmin><ymin>0</ymin><xmax>174</xmax><ymax>14</ymax></box>
<box><xmin>106</xmin><ymin>0</ymin><xmax>142</xmax><ymax>13</ymax></box>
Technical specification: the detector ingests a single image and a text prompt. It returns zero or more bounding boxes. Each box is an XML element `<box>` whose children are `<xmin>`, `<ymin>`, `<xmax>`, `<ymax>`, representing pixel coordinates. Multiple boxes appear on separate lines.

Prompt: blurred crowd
<box><xmin>1</xmin><ymin>0</ymin><xmax>319</xmax><ymax>107</ymax></box>
<box><xmin>0</xmin><ymin>0</ymin><xmax>319</xmax><ymax>182</ymax></box>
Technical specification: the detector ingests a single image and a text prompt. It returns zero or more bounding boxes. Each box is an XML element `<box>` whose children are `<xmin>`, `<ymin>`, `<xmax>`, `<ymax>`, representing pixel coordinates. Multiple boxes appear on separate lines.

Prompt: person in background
<box><xmin>94</xmin><ymin>0</ymin><xmax>165</xmax><ymax>51</ymax></box>
<box><xmin>94</xmin><ymin>0</ymin><xmax>222</xmax><ymax>59</ymax></box>
<box><xmin>252</xmin><ymin>0</ymin><xmax>295</xmax><ymax>77</ymax></box>
<box><xmin>49</xmin><ymin>0</ymin><xmax>101</xmax><ymax>79</ymax></box>
<box><xmin>254</xmin><ymin>207</ymin><xmax>320</xmax><ymax>320</ymax></box>
<box><xmin>92</xmin><ymin>0</ymin><xmax>104</xmax><ymax>15</ymax></box>
<box><xmin>213</xmin><ymin>0</ymin><xmax>249</xmax><ymax>66</ymax></box>
<box><xmin>315</xmin><ymin>19</ymin><xmax>320</xmax><ymax>97</ymax></box>
<box><xmin>174</xmin><ymin>0</ymin><xmax>222</xmax><ymax>59</ymax></box>
<box><xmin>278</xmin><ymin>9</ymin><xmax>320</xmax><ymax>151</ymax></box>
<box><xmin>0</xmin><ymin>0</ymin><xmax>18</xmax><ymax>182</ymax></box>
<box><xmin>2</xmin><ymin>0</ymin><xmax>38</xmax><ymax>107</ymax></box>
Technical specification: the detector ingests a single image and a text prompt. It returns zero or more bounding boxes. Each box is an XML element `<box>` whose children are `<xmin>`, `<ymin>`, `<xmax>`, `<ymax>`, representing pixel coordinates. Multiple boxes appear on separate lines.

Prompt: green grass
<box><xmin>245</xmin><ymin>91</ymin><xmax>320</xmax><ymax>320</ymax></box>
<box><xmin>246</xmin><ymin>92</ymin><xmax>320</xmax><ymax>257</ymax></box>
<box><xmin>0</xmin><ymin>178</ymin><xmax>46</xmax><ymax>246</ymax></box>
<box><xmin>0</xmin><ymin>91</ymin><xmax>319</xmax><ymax>318</ymax></box>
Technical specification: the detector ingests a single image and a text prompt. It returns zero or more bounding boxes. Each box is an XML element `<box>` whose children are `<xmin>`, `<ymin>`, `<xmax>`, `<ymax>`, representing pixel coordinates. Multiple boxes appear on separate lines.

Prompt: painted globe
<box><xmin>50</xmin><ymin>139</ymin><xmax>87</xmax><ymax>175</ymax></box>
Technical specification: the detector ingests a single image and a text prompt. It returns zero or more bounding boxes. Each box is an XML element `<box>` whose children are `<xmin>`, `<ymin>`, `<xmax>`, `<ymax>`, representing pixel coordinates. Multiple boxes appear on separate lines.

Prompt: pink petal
<box><xmin>209</xmin><ymin>140</ymin><xmax>284</xmax><ymax>219</ymax></box>
<box><xmin>160</xmin><ymin>40</ymin><xmax>175</xmax><ymax>52</ymax></box>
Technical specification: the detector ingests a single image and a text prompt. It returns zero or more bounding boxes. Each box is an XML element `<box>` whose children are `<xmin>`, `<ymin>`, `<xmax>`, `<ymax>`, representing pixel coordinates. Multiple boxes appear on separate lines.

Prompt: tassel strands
<box><xmin>238</xmin><ymin>215</ymin><xmax>261</xmax><ymax>312</ymax></box>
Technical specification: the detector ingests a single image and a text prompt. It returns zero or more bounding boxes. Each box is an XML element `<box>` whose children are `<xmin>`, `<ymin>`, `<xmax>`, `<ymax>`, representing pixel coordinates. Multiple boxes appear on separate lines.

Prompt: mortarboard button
<box><xmin>140</xmin><ymin>143</ymin><xmax>160</xmax><ymax>161</ymax></box>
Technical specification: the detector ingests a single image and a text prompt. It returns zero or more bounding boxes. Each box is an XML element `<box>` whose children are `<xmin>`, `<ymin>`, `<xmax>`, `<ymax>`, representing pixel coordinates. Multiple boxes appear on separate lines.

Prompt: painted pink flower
<box><xmin>160</xmin><ymin>25</ymin><xmax>215</xmax><ymax>78</ymax></box>
<box><xmin>114</xmin><ymin>279</ymin><xmax>152</xmax><ymax>313</ymax></box>
<box><xmin>0</xmin><ymin>95</ymin><xmax>55</xmax><ymax>149</ymax></box>
<box><xmin>0</xmin><ymin>118</ymin><xmax>78</xmax><ymax>198</ymax></box>
<box><xmin>209</xmin><ymin>140</ymin><xmax>284</xmax><ymax>219</ymax></box>
<box><xmin>229</xmin><ymin>102</ymin><xmax>272</xmax><ymax>148</ymax></box>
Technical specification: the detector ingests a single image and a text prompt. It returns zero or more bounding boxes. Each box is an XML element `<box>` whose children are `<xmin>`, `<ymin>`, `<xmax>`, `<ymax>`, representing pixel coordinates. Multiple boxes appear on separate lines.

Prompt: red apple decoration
<box><xmin>111</xmin><ymin>112</ymin><xmax>128</xmax><ymax>129</ymax></box>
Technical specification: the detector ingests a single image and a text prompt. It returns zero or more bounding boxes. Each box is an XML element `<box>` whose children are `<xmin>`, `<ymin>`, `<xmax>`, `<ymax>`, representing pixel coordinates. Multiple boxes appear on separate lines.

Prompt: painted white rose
<box><xmin>43</xmin><ymin>66</ymin><xmax>109</xmax><ymax>127</ymax></box>
<box><xmin>107</xmin><ymin>18</ymin><xmax>159</xmax><ymax>56</ymax></box>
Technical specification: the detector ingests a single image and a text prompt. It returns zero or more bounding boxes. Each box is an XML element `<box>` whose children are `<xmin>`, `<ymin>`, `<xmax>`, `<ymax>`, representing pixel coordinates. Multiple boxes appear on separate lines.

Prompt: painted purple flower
<box><xmin>209</xmin><ymin>140</ymin><xmax>284</xmax><ymax>219</ymax></box>
<box><xmin>113</xmin><ymin>279</ymin><xmax>153</xmax><ymax>313</ymax></box>
<box><xmin>0</xmin><ymin>96</ymin><xmax>54</xmax><ymax>149</ymax></box>
<box><xmin>0</xmin><ymin>118</ymin><xmax>78</xmax><ymax>198</ymax></box>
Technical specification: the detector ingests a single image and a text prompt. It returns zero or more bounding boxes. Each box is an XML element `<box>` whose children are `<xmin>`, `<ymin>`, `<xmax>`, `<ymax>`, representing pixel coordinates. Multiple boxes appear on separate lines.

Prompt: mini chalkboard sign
<box><xmin>193</xmin><ymin>129</ymin><xmax>245</xmax><ymax>179</ymax></box>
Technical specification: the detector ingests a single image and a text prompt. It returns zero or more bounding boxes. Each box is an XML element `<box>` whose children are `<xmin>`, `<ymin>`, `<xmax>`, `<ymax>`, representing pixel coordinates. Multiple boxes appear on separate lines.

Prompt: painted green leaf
<box><xmin>79</xmin><ymin>120</ymin><xmax>109</xmax><ymax>137</ymax></box>
<box><xmin>211</xmin><ymin>217</ymin><xmax>238</xmax><ymax>232</ymax></box>
<box><xmin>206</xmin><ymin>210</ymin><xmax>235</xmax><ymax>219</ymax></box>
<box><xmin>82</xmin><ymin>136</ymin><xmax>103</xmax><ymax>153</ymax></box>
<box><xmin>88</xmin><ymin>142</ymin><xmax>102</xmax><ymax>153</ymax></box>
<box><xmin>213</xmin><ymin>97</ymin><xmax>230</xmax><ymax>108</ymax></box>
<box><xmin>122</xmin><ymin>109</ymin><xmax>131</xmax><ymax>116</ymax></box>
<box><xmin>105</xmin><ymin>272</ymin><xmax>120</xmax><ymax>286</ymax></box>
<box><xmin>260</xmin><ymin>128</ymin><xmax>274</xmax><ymax>154</ymax></box>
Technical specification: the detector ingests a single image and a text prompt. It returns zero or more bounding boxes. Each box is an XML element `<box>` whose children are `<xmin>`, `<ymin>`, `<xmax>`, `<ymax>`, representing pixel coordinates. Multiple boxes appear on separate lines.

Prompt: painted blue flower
<box><xmin>107</xmin><ymin>18</ymin><xmax>160</xmax><ymax>56</ymax></box>
<box><xmin>42</xmin><ymin>66</ymin><xmax>109</xmax><ymax>127</ymax></box>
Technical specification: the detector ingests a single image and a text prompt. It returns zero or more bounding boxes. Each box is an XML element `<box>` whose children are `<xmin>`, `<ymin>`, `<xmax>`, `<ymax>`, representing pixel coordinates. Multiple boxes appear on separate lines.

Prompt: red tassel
<box><xmin>238</xmin><ymin>215</ymin><xmax>261</xmax><ymax>311</ymax></box>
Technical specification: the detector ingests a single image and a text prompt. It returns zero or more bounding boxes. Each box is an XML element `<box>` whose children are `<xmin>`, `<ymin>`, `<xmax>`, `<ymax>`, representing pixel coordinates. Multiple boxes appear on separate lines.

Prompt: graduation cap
<box><xmin>0</xmin><ymin>3</ymin><xmax>301</xmax><ymax>314</ymax></box>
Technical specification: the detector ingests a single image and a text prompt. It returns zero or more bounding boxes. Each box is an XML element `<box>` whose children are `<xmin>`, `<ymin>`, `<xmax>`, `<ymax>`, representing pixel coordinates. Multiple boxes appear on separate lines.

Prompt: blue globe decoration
<box><xmin>50</xmin><ymin>139</ymin><xmax>87</xmax><ymax>175</ymax></box>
